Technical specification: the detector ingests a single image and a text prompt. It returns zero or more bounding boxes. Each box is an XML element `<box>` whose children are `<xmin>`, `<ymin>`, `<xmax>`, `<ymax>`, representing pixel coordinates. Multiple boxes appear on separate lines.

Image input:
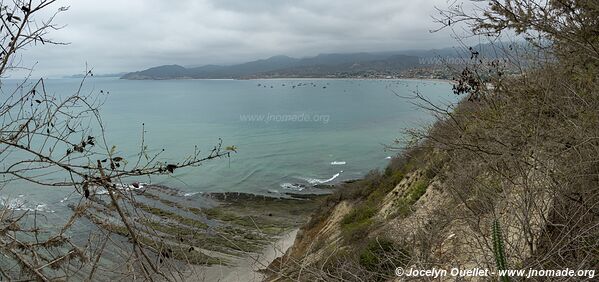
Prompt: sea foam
<box><xmin>301</xmin><ymin>171</ymin><xmax>342</xmax><ymax>185</ymax></box>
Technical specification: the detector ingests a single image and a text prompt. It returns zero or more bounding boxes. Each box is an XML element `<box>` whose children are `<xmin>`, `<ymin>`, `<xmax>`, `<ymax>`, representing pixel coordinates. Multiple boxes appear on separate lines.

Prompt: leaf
<box><xmin>225</xmin><ymin>145</ymin><xmax>238</xmax><ymax>152</ymax></box>
<box><xmin>112</xmin><ymin>157</ymin><xmax>123</xmax><ymax>162</ymax></box>
<box><xmin>35</xmin><ymin>99</ymin><xmax>41</xmax><ymax>104</ymax></box>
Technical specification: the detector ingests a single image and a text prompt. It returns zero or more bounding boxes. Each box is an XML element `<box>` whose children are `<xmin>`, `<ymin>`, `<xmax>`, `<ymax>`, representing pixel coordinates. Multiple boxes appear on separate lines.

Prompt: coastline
<box><xmin>72</xmin><ymin>183</ymin><xmax>328</xmax><ymax>280</ymax></box>
<box><xmin>191</xmin><ymin>228</ymin><xmax>299</xmax><ymax>282</ymax></box>
<box><xmin>118</xmin><ymin>76</ymin><xmax>455</xmax><ymax>83</ymax></box>
<box><xmin>245</xmin><ymin>77</ymin><xmax>455</xmax><ymax>84</ymax></box>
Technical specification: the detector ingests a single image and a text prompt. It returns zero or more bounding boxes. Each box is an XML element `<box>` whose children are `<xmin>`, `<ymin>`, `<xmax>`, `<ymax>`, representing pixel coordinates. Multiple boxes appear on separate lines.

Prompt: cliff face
<box><xmin>267</xmin><ymin>147</ymin><xmax>553</xmax><ymax>281</ymax></box>
<box><xmin>266</xmin><ymin>65</ymin><xmax>599</xmax><ymax>281</ymax></box>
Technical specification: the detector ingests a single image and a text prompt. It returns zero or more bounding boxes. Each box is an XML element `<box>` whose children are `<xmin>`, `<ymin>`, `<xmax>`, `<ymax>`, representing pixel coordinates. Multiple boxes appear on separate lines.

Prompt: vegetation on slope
<box><xmin>268</xmin><ymin>1</ymin><xmax>599</xmax><ymax>281</ymax></box>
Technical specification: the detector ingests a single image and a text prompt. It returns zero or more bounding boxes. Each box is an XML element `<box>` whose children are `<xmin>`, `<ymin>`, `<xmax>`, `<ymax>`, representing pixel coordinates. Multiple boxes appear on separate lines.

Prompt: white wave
<box><xmin>183</xmin><ymin>192</ymin><xmax>200</xmax><ymax>197</ymax></box>
<box><xmin>115</xmin><ymin>182</ymin><xmax>146</xmax><ymax>190</ymax></box>
<box><xmin>302</xmin><ymin>171</ymin><xmax>342</xmax><ymax>185</ymax></box>
<box><xmin>385</xmin><ymin>156</ymin><xmax>392</xmax><ymax>159</ymax></box>
<box><xmin>280</xmin><ymin>183</ymin><xmax>305</xmax><ymax>191</ymax></box>
<box><xmin>0</xmin><ymin>196</ymin><xmax>55</xmax><ymax>213</ymax></box>
<box><xmin>90</xmin><ymin>182</ymin><xmax>147</xmax><ymax>196</ymax></box>
<box><xmin>330</xmin><ymin>161</ymin><xmax>346</xmax><ymax>165</ymax></box>
<box><xmin>93</xmin><ymin>188</ymin><xmax>109</xmax><ymax>195</ymax></box>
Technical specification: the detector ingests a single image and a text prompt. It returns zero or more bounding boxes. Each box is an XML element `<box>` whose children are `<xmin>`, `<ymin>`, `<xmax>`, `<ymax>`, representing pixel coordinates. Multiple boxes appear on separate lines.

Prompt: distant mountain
<box><xmin>399</xmin><ymin>42</ymin><xmax>528</xmax><ymax>58</ymax></box>
<box><xmin>122</xmin><ymin>55</ymin><xmax>301</xmax><ymax>80</ymax></box>
<box><xmin>253</xmin><ymin>54</ymin><xmax>421</xmax><ymax>78</ymax></box>
<box><xmin>121</xmin><ymin>43</ymin><xmax>524</xmax><ymax>80</ymax></box>
<box><xmin>67</xmin><ymin>72</ymin><xmax>127</xmax><ymax>78</ymax></box>
<box><xmin>121</xmin><ymin>52</ymin><xmax>423</xmax><ymax>80</ymax></box>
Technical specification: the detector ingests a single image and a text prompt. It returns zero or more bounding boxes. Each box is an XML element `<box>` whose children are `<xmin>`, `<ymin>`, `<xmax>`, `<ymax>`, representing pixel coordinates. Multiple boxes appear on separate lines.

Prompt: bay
<box><xmin>0</xmin><ymin>77</ymin><xmax>457</xmax><ymax>214</ymax></box>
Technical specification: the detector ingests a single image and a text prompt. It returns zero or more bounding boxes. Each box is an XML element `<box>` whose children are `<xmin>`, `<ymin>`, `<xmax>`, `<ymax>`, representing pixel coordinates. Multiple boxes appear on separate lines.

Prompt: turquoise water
<box><xmin>1</xmin><ymin>77</ymin><xmax>457</xmax><ymax>213</ymax></box>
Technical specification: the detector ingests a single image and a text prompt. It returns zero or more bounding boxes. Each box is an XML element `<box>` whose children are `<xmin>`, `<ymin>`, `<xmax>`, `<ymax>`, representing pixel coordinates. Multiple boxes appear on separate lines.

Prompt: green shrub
<box><xmin>358</xmin><ymin>237</ymin><xmax>411</xmax><ymax>273</ymax></box>
<box><xmin>394</xmin><ymin>198</ymin><xmax>412</xmax><ymax>217</ymax></box>
<box><xmin>393</xmin><ymin>178</ymin><xmax>429</xmax><ymax>217</ymax></box>
<box><xmin>341</xmin><ymin>204</ymin><xmax>377</xmax><ymax>226</ymax></box>
<box><xmin>390</xmin><ymin>171</ymin><xmax>405</xmax><ymax>185</ymax></box>
<box><xmin>341</xmin><ymin>219</ymin><xmax>373</xmax><ymax>243</ymax></box>
<box><xmin>407</xmin><ymin>179</ymin><xmax>428</xmax><ymax>203</ymax></box>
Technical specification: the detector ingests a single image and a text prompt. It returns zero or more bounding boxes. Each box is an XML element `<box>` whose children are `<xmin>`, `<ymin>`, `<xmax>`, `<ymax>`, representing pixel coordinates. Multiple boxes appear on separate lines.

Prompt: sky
<box><xmin>9</xmin><ymin>0</ymin><xmax>472</xmax><ymax>77</ymax></box>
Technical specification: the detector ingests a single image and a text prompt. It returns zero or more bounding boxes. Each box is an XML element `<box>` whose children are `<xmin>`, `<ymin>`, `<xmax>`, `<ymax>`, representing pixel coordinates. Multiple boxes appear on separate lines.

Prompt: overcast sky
<box><xmin>11</xmin><ymin>0</ymin><xmax>470</xmax><ymax>77</ymax></box>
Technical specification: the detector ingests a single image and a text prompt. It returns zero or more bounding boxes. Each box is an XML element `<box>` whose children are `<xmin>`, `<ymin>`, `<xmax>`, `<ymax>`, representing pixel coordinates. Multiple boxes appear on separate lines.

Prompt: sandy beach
<box><xmin>186</xmin><ymin>229</ymin><xmax>299</xmax><ymax>282</ymax></box>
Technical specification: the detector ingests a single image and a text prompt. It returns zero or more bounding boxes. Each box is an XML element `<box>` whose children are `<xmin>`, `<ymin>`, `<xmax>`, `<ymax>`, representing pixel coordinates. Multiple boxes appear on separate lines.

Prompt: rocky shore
<box><xmin>75</xmin><ymin>183</ymin><xmax>332</xmax><ymax>280</ymax></box>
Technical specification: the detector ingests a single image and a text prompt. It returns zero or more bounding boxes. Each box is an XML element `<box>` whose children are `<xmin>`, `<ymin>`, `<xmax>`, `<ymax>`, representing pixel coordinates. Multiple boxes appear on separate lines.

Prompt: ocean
<box><xmin>0</xmin><ymin>77</ymin><xmax>457</xmax><ymax>216</ymax></box>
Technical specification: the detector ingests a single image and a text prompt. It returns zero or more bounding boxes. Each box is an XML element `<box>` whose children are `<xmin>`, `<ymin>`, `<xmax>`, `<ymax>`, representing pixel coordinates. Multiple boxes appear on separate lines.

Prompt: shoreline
<box><xmin>73</xmin><ymin>184</ymin><xmax>329</xmax><ymax>279</ymax></box>
<box><xmin>190</xmin><ymin>228</ymin><xmax>299</xmax><ymax>282</ymax></box>
<box><xmin>245</xmin><ymin>77</ymin><xmax>456</xmax><ymax>84</ymax></box>
<box><xmin>116</xmin><ymin>76</ymin><xmax>455</xmax><ymax>83</ymax></box>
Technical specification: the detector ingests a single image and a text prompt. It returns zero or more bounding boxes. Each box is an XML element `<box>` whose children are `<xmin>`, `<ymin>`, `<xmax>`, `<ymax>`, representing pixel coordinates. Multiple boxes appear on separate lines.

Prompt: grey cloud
<box><xmin>10</xmin><ymin>0</ymin><xmax>467</xmax><ymax>77</ymax></box>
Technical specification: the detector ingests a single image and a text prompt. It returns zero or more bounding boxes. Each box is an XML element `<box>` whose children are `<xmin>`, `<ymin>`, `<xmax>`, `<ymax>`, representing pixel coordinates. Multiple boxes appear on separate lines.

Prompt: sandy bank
<box><xmin>185</xmin><ymin>229</ymin><xmax>299</xmax><ymax>281</ymax></box>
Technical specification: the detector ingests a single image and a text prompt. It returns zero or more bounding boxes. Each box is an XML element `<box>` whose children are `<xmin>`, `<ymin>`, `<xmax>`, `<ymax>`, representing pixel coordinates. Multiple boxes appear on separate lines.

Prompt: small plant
<box><xmin>358</xmin><ymin>237</ymin><xmax>411</xmax><ymax>276</ymax></box>
<box><xmin>341</xmin><ymin>204</ymin><xmax>378</xmax><ymax>242</ymax></box>
<box><xmin>341</xmin><ymin>220</ymin><xmax>374</xmax><ymax>243</ymax></box>
<box><xmin>341</xmin><ymin>204</ymin><xmax>378</xmax><ymax>226</ymax></box>
<box><xmin>492</xmin><ymin>219</ymin><xmax>510</xmax><ymax>282</ymax></box>
<box><xmin>393</xmin><ymin>178</ymin><xmax>430</xmax><ymax>217</ymax></box>
<box><xmin>407</xmin><ymin>179</ymin><xmax>428</xmax><ymax>202</ymax></box>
